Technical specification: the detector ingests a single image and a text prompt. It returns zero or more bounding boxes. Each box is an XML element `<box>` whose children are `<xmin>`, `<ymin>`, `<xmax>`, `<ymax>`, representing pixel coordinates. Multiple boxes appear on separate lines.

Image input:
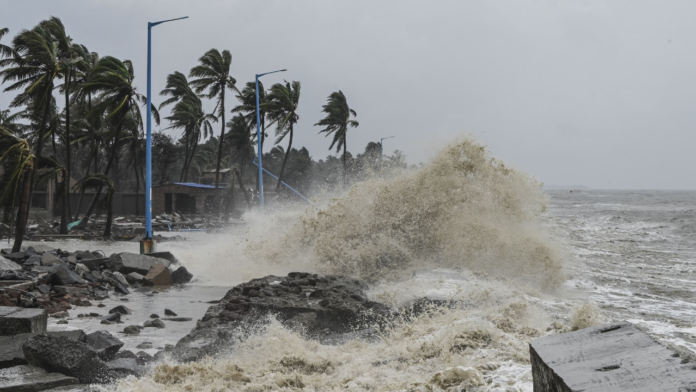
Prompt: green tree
<box><xmin>79</xmin><ymin>56</ymin><xmax>158</xmax><ymax>227</ymax></box>
<box><xmin>0</xmin><ymin>20</ymin><xmax>64</xmax><ymax>238</ymax></box>
<box><xmin>0</xmin><ymin>126</ymin><xmax>33</xmax><ymax>252</ymax></box>
<box><xmin>267</xmin><ymin>80</ymin><xmax>301</xmax><ymax>191</ymax></box>
<box><xmin>189</xmin><ymin>49</ymin><xmax>238</xmax><ymax>188</ymax></box>
<box><xmin>160</xmin><ymin>72</ymin><xmax>215</xmax><ymax>182</ymax></box>
<box><xmin>226</xmin><ymin>114</ymin><xmax>255</xmax><ymax>177</ymax></box>
<box><xmin>315</xmin><ymin>90</ymin><xmax>359</xmax><ymax>185</ymax></box>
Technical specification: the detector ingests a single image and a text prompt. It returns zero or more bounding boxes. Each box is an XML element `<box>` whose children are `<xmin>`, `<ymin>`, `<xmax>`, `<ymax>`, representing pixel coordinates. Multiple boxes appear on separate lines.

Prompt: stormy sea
<box><xmin>28</xmin><ymin>139</ymin><xmax>696</xmax><ymax>391</ymax></box>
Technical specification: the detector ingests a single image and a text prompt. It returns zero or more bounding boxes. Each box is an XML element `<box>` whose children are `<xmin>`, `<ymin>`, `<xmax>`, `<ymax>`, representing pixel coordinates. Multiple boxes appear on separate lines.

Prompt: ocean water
<box><xmin>30</xmin><ymin>139</ymin><xmax>696</xmax><ymax>391</ymax></box>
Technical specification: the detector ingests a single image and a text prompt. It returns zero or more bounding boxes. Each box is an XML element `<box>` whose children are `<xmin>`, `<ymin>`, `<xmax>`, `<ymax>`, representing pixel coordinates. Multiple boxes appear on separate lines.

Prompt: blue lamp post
<box><xmin>255</xmin><ymin>69</ymin><xmax>286</xmax><ymax>210</ymax></box>
<box><xmin>141</xmin><ymin>16</ymin><xmax>188</xmax><ymax>255</ymax></box>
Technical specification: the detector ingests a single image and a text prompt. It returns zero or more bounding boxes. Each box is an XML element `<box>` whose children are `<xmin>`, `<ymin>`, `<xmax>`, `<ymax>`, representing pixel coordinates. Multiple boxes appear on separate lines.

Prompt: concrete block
<box><xmin>0</xmin><ymin>331</ymin><xmax>86</xmax><ymax>369</ymax></box>
<box><xmin>530</xmin><ymin>321</ymin><xmax>696</xmax><ymax>392</ymax></box>
<box><xmin>0</xmin><ymin>365</ymin><xmax>78</xmax><ymax>392</ymax></box>
<box><xmin>0</xmin><ymin>307</ymin><xmax>47</xmax><ymax>336</ymax></box>
<box><xmin>0</xmin><ymin>257</ymin><xmax>21</xmax><ymax>271</ymax></box>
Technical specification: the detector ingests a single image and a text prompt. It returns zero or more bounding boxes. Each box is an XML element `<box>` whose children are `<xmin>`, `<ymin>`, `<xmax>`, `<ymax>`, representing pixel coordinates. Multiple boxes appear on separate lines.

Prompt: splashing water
<box><xmin>109</xmin><ymin>137</ymin><xmax>574</xmax><ymax>391</ymax></box>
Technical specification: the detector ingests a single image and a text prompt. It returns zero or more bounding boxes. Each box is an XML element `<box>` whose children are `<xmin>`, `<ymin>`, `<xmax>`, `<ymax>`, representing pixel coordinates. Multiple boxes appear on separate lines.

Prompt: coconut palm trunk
<box><xmin>12</xmin><ymin>158</ymin><xmax>33</xmax><ymax>252</ymax></box>
<box><xmin>214</xmin><ymin>89</ymin><xmax>225</xmax><ymax>188</ymax></box>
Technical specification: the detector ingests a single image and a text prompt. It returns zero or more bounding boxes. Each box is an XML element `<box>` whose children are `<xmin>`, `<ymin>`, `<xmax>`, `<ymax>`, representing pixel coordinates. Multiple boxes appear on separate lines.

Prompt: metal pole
<box><xmin>380</xmin><ymin>136</ymin><xmax>394</xmax><ymax>172</ymax></box>
<box><xmin>254</xmin><ymin>69</ymin><xmax>286</xmax><ymax>210</ymax></box>
<box><xmin>256</xmin><ymin>75</ymin><xmax>264</xmax><ymax>210</ymax></box>
<box><xmin>141</xmin><ymin>16</ymin><xmax>188</xmax><ymax>254</ymax></box>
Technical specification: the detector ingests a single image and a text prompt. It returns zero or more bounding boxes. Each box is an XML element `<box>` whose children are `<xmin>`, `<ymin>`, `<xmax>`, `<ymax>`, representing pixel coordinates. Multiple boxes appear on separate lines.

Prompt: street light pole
<box><xmin>380</xmin><ymin>136</ymin><xmax>395</xmax><ymax>172</ymax></box>
<box><xmin>255</xmin><ymin>69</ymin><xmax>286</xmax><ymax>210</ymax></box>
<box><xmin>142</xmin><ymin>16</ymin><xmax>188</xmax><ymax>255</ymax></box>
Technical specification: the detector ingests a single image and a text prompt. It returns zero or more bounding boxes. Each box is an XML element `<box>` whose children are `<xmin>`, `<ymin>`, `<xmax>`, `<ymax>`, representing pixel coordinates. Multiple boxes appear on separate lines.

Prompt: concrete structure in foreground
<box><xmin>530</xmin><ymin>321</ymin><xmax>696</xmax><ymax>391</ymax></box>
<box><xmin>0</xmin><ymin>307</ymin><xmax>47</xmax><ymax>336</ymax></box>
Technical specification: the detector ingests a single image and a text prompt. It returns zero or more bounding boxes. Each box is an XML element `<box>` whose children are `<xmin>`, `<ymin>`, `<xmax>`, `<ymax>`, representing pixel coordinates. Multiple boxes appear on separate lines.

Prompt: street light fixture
<box><xmin>142</xmin><ymin>16</ymin><xmax>188</xmax><ymax>255</ymax></box>
<box><xmin>380</xmin><ymin>136</ymin><xmax>395</xmax><ymax>172</ymax></box>
<box><xmin>255</xmin><ymin>69</ymin><xmax>286</xmax><ymax>210</ymax></box>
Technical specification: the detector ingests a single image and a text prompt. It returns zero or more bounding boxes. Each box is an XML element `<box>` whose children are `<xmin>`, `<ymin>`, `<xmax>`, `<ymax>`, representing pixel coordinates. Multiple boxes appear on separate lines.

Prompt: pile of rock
<box><xmin>0</xmin><ymin>306</ymin><xmax>153</xmax><ymax>390</ymax></box>
<box><xmin>166</xmin><ymin>272</ymin><xmax>391</xmax><ymax>362</ymax></box>
<box><xmin>0</xmin><ymin>246</ymin><xmax>193</xmax><ymax>316</ymax></box>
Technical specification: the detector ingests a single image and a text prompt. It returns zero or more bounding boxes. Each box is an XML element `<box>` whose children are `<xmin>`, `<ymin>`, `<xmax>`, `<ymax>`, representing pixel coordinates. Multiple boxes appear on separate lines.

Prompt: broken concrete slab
<box><xmin>146</xmin><ymin>251</ymin><xmax>180</xmax><ymax>266</ymax></box>
<box><xmin>530</xmin><ymin>321</ymin><xmax>696</xmax><ymax>392</ymax></box>
<box><xmin>0</xmin><ymin>307</ymin><xmax>47</xmax><ymax>336</ymax></box>
<box><xmin>142</xmin><ymin>264</ymin><xmax>172</xmax><ymax>286</ymax></box>
<box><xmin>41</xmin><ymin>253</ymin><xmax>63</xmax><ymax>267</ymax></box>
<box><xmin>85</xmin><ymin>331</ymin><xmax>124</xmax><ymax>361</ymax></box>
<box><xmin>0</xmin><ymin>365</ymin><xmax>78</xmax><ymax>392</ymax></box>
<box><xmin>50</xmin><ymin>264</ymin><xmax>86</xmax><ymax>286</ymax></box>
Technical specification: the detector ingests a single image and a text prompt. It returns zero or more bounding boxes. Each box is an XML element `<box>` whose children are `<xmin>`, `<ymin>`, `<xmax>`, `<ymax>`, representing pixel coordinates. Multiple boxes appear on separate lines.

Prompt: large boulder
<box><xmin>85</xmin><ymin>331</ymin><xmax>124</xmax><ymax>361</ymax></box>
<box><xmin>50</xmin><ymin>264</ymin><xmax>86</xmax><ymax>286</ymax></box>
<box><xmin>171</xmin><ymin>266</ymin><xmax>193</xmax><ymax>284</ymax></box>
<box><xmin>22</xmin><ymin>334</ymin><xmax>114</xmax><ymax>383</ymax></box>
<box><xmin>106</xmin><ymin>253</ymin><xmax>170</xmax><ymax>275</ymax></box>
<box><xmin>0</xmin><ymin>330</ymin><xmax>86</xmax><ymax>370</ymax></box>
<box><xmin>168</xmin><ymin>273</ymin><xmax>391</xmax><ymax>362</ymax></box>
<box><xmin>0</xmin><ymin>364</ymin><xmax>78</xmax><ymax>391</ymax></box>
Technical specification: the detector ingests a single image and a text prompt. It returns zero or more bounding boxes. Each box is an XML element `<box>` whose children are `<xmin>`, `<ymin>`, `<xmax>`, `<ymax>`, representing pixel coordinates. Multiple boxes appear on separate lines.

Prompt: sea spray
<box><xmin>250</xmin><ymin>137</ymin><xmax>564</xmax><ymax>289</ymax></box>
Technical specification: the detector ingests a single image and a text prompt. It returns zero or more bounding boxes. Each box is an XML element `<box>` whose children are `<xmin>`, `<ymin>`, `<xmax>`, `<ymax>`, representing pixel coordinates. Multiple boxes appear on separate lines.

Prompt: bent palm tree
<box><xmin>35</xmin><ymin>156</ymin><xmax>69</xmax><ymax>233</ymax></box>
<box><xmin>0</xmin><ymin>127</ymin><xmax>33</xmax><ymax>252</ymax></box>
<box><xmin>189</xmin><ymin>49</ymin><xmax>238</xmax><ymax>188</ymax></box>
<box><xmin>267</xmin><ymin>80</ymin><xmax>301</xmax><ymax>191</ymax></box>
<box><xmin>315</xmin><ymin>90</ymin><xmax>359</xmax><ymax>185</ymax></box>
<box><xmin>79</xmin><ymin>56</ymin><xmax>158</xmax><ymax>227</ymax></box>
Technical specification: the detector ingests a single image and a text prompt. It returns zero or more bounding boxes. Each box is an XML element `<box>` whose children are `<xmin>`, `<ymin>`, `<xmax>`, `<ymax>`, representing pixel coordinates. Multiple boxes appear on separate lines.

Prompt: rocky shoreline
<box><xmin>0</xmin><ymin>246</ymin><xmax>411</xmax><ymax>391</ymax></box>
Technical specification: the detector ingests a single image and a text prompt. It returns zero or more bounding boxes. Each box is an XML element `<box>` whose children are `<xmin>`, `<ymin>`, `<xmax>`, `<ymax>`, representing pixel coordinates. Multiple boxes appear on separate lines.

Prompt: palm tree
<box><xmin>315</xmin><ymin>90</ymin><xmax>359</xmax><ymax>185</ymax></box>
<box><xmin>0</xmin><ymin>126</ymin><xmax>33</xmax><ymax>252</ymax></box>
<box><xmin>232</xmin><ymin>81</ymin><xmax>273</xmax><ymax>190</ymax></box>
<box><xmin>267</xmin><ymin>81</ymin><xmax>301</xmax><ymax>191</ymax></box>
<box><xmin>226</xmin><ymin>114</ymin><xmax>255</xmax><ymax>177</ymax></box>
<box><xmin>0</xmin><ymin>20</ymin><xmax>64</xmax><ymax>228</ymax></box>
<box><xmin>35</xmin><ymin>156</ymin><xmax>69</xmax><ymax>233</ymax></box>
<box><xmin>74</xmin><ymin>174</ymin><xmax>114</xmax><ymax>237</ymax></box>
<box><xmin>160</xmin><ymin>72</ymin><xmax>215</xmax><ymax>182</ymax></box>
<box><xmin>189</xmin><ymin>49</ymin><xmax>238</xmax><ymax>188</ymax></box>
<box><xmin>78</xmin><ymin>56</ymin><xmax>158</xmax><ymax>227</ymax></box>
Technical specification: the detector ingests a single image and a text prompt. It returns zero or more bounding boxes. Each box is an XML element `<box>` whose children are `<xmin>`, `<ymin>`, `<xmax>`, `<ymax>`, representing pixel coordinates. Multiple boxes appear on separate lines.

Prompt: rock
<box><xmin>27</xmin><ymin>245</ymin><xmax>55</xmax><ymax>254</ymax></box>
<box><xmin>56</xmin><ymin>320</ymin><xmax>68</xmax><ymax>325</ymax></box>
<box><xmin>122</xmin><ymin>325</ymin><xmax>141</xmax><ymax>335</ymax></box>
<box><xmin>0</xmin><ymin>365</ymin><xmax>78</xmax><ymax>391</ymax></box>
<box><xmin>22</xmin><ymin>334</ymin><xmax>113</xmax><ymax>383</ymax></box>
<box><xmin>100</xmin><ymin>313</ymin><xmax>121</xmax><ymax>324</ymax></box>
<box><xmin>23</xmin><ymin>255</ymin><xmax>42</xmax><ymax>267</ymax></box>
<box><xmin>142</xmin><ymin>265</ymin><xmax>172</xmax><ymax>286</ymax></box>
<box><xmin>41</xmin><ymin>253</ymin><xmax>63</xmax><ymax>267</ymax></box>
<box><xmin>164</xmin><ymin>309</ymin><xmax>177</xmax><ymax>316</ymax></box>
<box><xmin>3</xmin><ymin>252</ymin><xmax>26</xmax><ymax>262</ymax></box>
<box><xmin>169</xmin><ymin>273</ymin><xmax>390</xmax><ymax>362</ymax></box>
<box><xmin>85</xmin><ymin>331</ymin><xmax>124</xmax><ymax>361</ymax></box>
<box><xmin>114</xmin><ymin>350</ymin><xmax>137</xmax><ymax>360</ymax></box>
<box><xmin>108</xmin><ymin>253</ymin><xmax>170</xmax><ymax>275</ymax></box>
<box><xmin>105</xmin><ymin>358</ymin><xmax>144</xmax><ymax>377</ymax></box>
<box><xmin>73</xmin><ymin>263</ymin><xmax>89</xmax><ymax>276</ymax></box>
<box><xmin>146</xmin><ymin>251</ymin><xmax>179</xmax><ymax>265</ymax></box>
<box><xmin>102</xmin><ymin>271</ymin><xmax>129</xmax><ymax>288</ymax></box>
<box><xmin>0</xmin><ymin>307</ymin><xmax>47</xmax><ymax>336</ymax></box>
<box><xmin>136</xmin><ymin>351</ymin><xmax>153</xmax><ymax>363</ymax></box>
<box><xmin>163</xmin><ymin>317</ymin><xmax>192</xmax><ymax>322</ymax></box>
<box><xmin>50</xmin><ymin>264</ymin><xmax>86</xmax><ymax>286</ymax></box>
<box><xmin>0</xmin><ymin>256</ymin><xmax>21</xmax><ymax>271</ymax></box>
<box><xmin>149</xmin><ymin>314</ymin><xmax>159</xmax><ymax>319</ymax></box>
<box><xmin>37</xmin><ymin>285</ymin><xmax>51</xmax><ymax>295</ymax></box>
<box><xmin>135</xmin><ymin>342</ymin><xmax>152</xmax><ymax>349</ymax></box>
<box><xmin>125</xmin><ymin>272</ymin><xmax>144</xmax><ymax>284</ymax></box>
<box><xmin>50</xmin><ymin>311</ymin><xmax>69</xmax><ymax>319</ymax></box>
<box><xmin>100</xmin><ymin>273</ymin><xmax>130</xmax><ymax>295</ymax></box>
<box><xmin>530</xmin><ymin>321</ymin><xmax>696</xmax><ymax>392</ymax></box>
<box><xmin>108</xmin><ymin>305</ymin><xmax>132</xmax><ymax>316</ymax></box>
<box><xmin>143</xmin><ymin>319</ymin><xmax>165</xmax><ymax>329</ymax></box>
<box><xmin>171</xmin><ymin>266</ymin><xmax>193</xmax><ymax>284</ymax></box>
<box><xmin>0</xmin><ymin>331</ymin><xmax>86</xmax><ymax>370</ymax></box>
<box><xmin>78</xmin><ymin>257</ymin><xmax>110</xmax><ymax>271</ymax></box>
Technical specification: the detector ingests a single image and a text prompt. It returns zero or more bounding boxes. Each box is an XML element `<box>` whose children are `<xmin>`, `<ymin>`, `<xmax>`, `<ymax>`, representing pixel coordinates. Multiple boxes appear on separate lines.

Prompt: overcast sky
<box><xmin>2</xmin><ymin>0</ymin><xmax>696</xmax><ymax>189</ymax></box>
